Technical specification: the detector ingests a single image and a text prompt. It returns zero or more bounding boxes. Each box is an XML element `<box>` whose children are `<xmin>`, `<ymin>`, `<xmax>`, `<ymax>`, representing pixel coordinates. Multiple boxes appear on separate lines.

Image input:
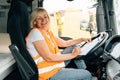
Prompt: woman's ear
<box><xmin>34</xmin><ymin>21</ymin><xmax>36</xmax><ymax>25</ymax></box>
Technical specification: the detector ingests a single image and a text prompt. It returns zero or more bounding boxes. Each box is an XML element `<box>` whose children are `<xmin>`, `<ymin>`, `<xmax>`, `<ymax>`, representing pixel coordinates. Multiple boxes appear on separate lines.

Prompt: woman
<box><xmin>26</xmin><ymin>7</ymin><xmax>92</xmax><ymax>80</ymax></box>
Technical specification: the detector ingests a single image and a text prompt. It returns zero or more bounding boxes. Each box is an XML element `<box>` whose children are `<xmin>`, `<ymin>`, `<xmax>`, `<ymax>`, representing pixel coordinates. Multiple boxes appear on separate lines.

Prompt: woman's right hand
<box><xmin>71</xmin><ymin>46</ymin><xmax>81</xmax><ymax>58</ymax></box>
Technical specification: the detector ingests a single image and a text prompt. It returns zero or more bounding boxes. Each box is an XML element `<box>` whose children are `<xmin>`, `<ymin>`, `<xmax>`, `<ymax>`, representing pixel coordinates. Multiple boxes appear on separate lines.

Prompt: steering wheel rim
<box><xmin>81</xmin><ymin>31</ymin><xmax>109</xmax><ymax>59</ymax></box>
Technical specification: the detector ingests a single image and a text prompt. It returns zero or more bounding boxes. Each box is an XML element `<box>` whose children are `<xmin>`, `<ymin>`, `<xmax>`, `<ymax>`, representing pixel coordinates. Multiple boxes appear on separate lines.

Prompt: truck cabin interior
<box><xmin>0</xmin><ymin>0</ymin><xmax>120</xmax><ymax>80</ymax></box>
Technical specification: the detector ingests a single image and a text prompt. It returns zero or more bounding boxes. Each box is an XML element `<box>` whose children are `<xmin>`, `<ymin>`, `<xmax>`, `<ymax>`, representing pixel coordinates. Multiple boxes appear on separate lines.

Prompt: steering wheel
<box><xmin>78</xmin><ymin>31</ymin><xmax>109</xmax><ymax>60</ymax></box>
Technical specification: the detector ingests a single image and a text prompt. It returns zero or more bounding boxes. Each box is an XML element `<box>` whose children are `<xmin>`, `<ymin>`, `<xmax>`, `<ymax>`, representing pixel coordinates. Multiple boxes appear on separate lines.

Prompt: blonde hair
<box><xmin>30</xmin><ymin>7</ymin><xmax>49</xmax><ymax>28</ymax></box>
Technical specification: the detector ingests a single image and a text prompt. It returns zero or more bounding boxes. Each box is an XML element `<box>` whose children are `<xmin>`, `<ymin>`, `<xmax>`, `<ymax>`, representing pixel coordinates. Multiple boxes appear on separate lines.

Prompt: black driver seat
<box><xmin>7</xmin><ymin>0</ymin><xmax>38</xmax><ymax>80</ymax></box>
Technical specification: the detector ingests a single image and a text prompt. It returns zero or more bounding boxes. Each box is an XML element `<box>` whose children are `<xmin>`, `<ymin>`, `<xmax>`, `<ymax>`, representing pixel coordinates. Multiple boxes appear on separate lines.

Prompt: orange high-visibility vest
<box><xmin>26</xmin><ymin>28</ymin><xmax>65</xmax><ymax>80</ymax></box>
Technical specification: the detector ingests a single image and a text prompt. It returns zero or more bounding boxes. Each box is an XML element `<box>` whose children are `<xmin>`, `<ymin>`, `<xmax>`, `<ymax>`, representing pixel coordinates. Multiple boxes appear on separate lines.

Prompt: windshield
<box><xmin>43</xmin><ymin>0</ymin><xmax>97</xmax><ymax>39</ymax></box>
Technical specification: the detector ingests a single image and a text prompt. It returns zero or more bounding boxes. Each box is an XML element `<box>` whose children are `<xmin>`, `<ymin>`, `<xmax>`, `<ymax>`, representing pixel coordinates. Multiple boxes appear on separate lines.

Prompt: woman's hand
<box><xmin>71</xmin><ymin>46</ymin><xmax>81</xmax><ymax>58</ymax></box>
<box><xmin>81</xmin><ymin>38</ymin><xmax>91</xmax><ymax>43</ymax></box>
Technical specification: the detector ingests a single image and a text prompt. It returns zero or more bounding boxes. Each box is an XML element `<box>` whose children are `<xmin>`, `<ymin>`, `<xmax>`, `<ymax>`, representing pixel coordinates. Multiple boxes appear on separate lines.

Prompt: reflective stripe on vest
<box><xmin>34</xmin><ymin>56</ymin><xmax>44</xmax><ymax>64</ymax></box>
<box><xmin>38</xmin><ymin>62</ymin><xmax>65</xmax><ymax>74</ymax></box>
<box><xmin>33</xmin><ymin>52</ymin><xmax>61</xmax><ymax>64</ymax></box>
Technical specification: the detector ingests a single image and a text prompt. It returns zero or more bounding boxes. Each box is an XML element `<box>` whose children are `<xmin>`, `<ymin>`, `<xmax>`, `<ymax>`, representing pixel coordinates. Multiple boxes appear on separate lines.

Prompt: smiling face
<box><xmin>30</xmin><ymin>7</ymin><xmax>50</xmax><ymax>30</ymax></box>
<box><xmin>35</xmin><ymin>12</ymin><xmax>49</xmax><ymax>28</ymax></box>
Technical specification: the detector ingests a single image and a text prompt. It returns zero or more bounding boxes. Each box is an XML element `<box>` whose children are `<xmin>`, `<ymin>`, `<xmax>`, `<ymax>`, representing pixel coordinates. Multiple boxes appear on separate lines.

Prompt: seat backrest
<box><xmin>9</xmin><ymin>44</ymin><xmax>36</xmax><ymax>80</ymax></box>
<box><xmin>7</xmin><ymin>0</ymin><xmax>38</xmax><ymax>80</ymax></box>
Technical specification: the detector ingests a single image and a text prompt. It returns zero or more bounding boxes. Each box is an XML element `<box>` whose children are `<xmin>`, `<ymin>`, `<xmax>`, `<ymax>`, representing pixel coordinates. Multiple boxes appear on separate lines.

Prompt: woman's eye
<box><xmin>37</xmin><ymin>18</ymin><xmax>41</xmax><ymax>20</ymax></box>
<box><xmin>44</xmin><ymin>16</ymin><xmax>47</xmax><ymax>19</ymax></box>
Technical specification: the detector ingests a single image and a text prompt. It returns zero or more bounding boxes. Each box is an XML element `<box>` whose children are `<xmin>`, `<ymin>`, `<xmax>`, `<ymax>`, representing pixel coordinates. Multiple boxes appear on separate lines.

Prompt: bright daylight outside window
<box><xmin>43</xmin><ymin>0</ymin><xmax>97</xmax><ymax>39</ymax></box>
<box><xmin>114</xmin><ymin>0</ymin><xmax>120</xmax><ymax>34</ymax></box>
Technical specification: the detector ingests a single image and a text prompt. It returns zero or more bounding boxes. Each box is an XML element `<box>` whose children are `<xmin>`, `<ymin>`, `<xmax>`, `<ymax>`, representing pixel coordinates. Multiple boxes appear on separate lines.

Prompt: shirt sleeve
<box><xmin>29</xmin><ymin>29</ymin><xmax>44</xmax><ymax>43</ymax></box>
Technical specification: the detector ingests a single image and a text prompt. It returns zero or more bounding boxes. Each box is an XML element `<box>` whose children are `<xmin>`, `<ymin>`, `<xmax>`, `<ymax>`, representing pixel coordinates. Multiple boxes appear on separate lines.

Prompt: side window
<box><xmin>114</xmin><ymin>0</ymin><xmax>120</xmax><ymax>34</ymax></box>
<box><xmin>0</xmin><ymin>1</ymin><xmax>10</xmax><ymax>33</ymax></box>
<box><xmin>43</xmin><ymin>0</ymin><xmax>97</xmax><ymax>39</ymax></box>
